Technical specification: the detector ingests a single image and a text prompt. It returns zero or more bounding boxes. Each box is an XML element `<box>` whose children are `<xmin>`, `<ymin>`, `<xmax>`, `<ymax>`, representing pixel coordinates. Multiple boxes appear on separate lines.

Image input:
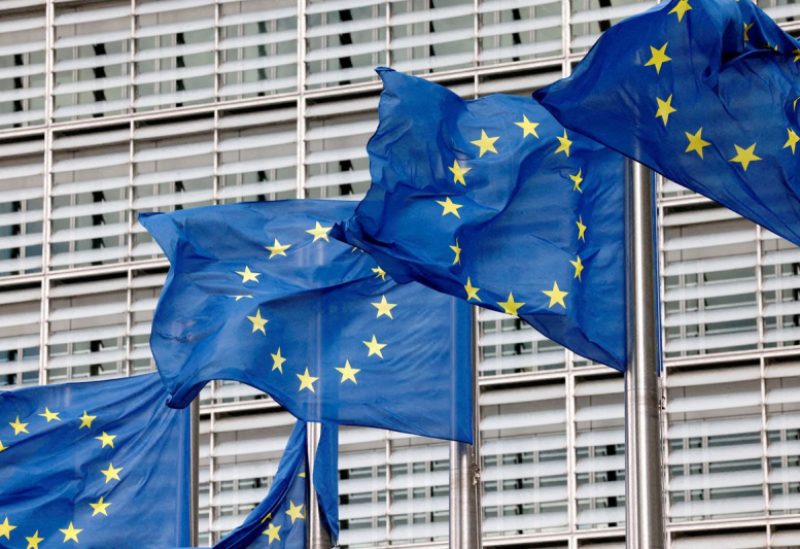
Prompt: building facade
<box><xmin>1</xmin><ymin>0</ymin><xmax>800</xmax><ymax>547</ymax></box>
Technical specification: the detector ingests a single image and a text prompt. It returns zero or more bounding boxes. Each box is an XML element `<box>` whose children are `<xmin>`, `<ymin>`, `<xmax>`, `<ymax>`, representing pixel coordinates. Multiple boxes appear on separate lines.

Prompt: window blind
<box><xmin>0</xmin><ymin>7</ymin><xmax>45</xmax><ymax>128</ymax></box>
<box><xmin>574</xmin><ymin>376</ymin><xmax>625</xmax><ymax>529</ymax></box>
<box><xmin>0</xmin><ymin>136</ymin><xmax>44</xmax><ymax>276</ymax></box>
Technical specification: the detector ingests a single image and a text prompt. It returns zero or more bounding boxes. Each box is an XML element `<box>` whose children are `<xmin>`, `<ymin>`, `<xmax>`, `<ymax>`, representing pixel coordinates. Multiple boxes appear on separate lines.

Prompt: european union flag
<box><xmin>335</xmin><ymin>69</ymin><xmax>626</xmax><ymax>370</ymax></box>
<box><xmin>535</xmin><ymin>0</ymin><xmax>800</xmax><ymax>246</ymax></box>
<box><xmin>215</xmin><ymin>421</ymin><xmax>339</xmax><ymax>548</ymax></box>
<box><xmin>0</xmin><ymin>373</ymin><xmax>190</xmax><ymax>548</ymax></box>
<box><xmin>140</xmin><ymin>200</ymin><xmax>472</xmax><ymax>442</ymax></box>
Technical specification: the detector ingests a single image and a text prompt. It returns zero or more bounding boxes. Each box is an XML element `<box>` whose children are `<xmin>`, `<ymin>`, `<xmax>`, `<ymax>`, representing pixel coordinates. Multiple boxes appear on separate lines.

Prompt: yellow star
<box><xmin>95</xmin><ymin>431</ymin><xmax>116</xmax><ymax>449</ymax></box>
<box><xmin>794</xmin><ymin>48</ymin><xmax>800</xmax><ymax>62</ymax></box>
<box><xmin>38</xmin><ymin>408</ymin><xmax>61</xmax><ymax>422</ymax></box>
<box><xmin>233</xmin><ymin>294</ymin><xmax>253</xmax><ymax>301</ymax></box>
<box><xmin>543</xmin><ymin>281</ymin><xmax>568</xmax><ymax>309</ymax></box>
<box><xmin>371</xmin><ymin>295</ymin><xmax>397</xmax><ymax>319</ymax></box>
<box><xmin>363</xmin><ymin>335</ymin><xmax>387</xmax><ymax>358</ymax></box>
<box><xmin>247</xmin><ymin>308</ymin><xmax>268</xmax><ymax>335</ymax></box>
<box><xmin>515</xmin><ymin>114</ymin><xmax>540</xmax><ymax>138</ymax></box>
<box><xmin>448</xmin><ymin>160</ymin><xmax>471</xmax><ymax>185</ymax></box>
<box><xmin>285</xmin><ymin>500</ymin><xmax>306</xmax><ymax>524</ymax></box>
<box><xmin>271</xmin><ymin>347</ymin><xmax>286</xmax><ymax>373</ymax></box>
<box><xmin>372</xmin><ymin>266</ymin><xmax>387</xmax><ymax>280</ymax></box>
<box><xmin>744</xmin><ymin>21</ymin><xmax>754</xmax><ymax>42</ymax></box>
<box><xmin>668</xmin><ymin>0</ymin><xmax>691</xmax><ymax>22</ymax></box>
<box><xmin>570</xmin><ymin>256</ymin><xmax>585</xmax><ymax>281</ymax></box>
<box><xmin>684</xmin><ymin>127</ymin><xmax>711</xmax><ymax>158</ymax></box>
<box><xmin>336</xmin><ymin>360</ymin><xmax>360</xmax><ymax>384</ymax></box>
<box><xmin>464</xmin><ymin>277</ymin><xmax>481</xmax><ymax>301</ymax></box>
<box><xmin>296</xmin><ymin>368</ymin><xmax>319</xmax><ymax>393</ymax></box>
<box><xmin>0</xmin><ymin>517</ymin><xmax>16</xmax><ymax>539</ymax></box>
<box><xmin>59</xmin><ymin>522</ymin><xmax>82</xmax><ymax>544</ymax></box>
<box><xmin>569</xmin><ymin>169</ymin><xmax>583</xmax><ymax>193</ymax></box>
<box><xmin>263</xmin><ymin>522</ymin><xmax>281</xmax><ymax>543</ymax></box>
<box><xmin>235</xmin><ymin>266</ymin><xmax>260</xmax><ymax>283</ymax></box>
<box><xmin>89</xmin><ymin>496</ymin><xmax>111</xmax><ymax>517</ymax></box>
<box><xmin>101</xmin><ymin>463</ymin><xmax>123</xmax><ymax>483</ymax></box>
<box><xmin>0</xmin><ymin>441</ymin><xmax>6</xmax><ymax>452</ymax></box>
<box><xmin>784</xmin><ymin>129</ymin><xmax>800</xmax><ymax>154</ymax></box>
<box><xmin>449</xmin><ymin>239</ymin><xmax>462</xmax><ymax>265</ymax></box>
<box><xmin>655</xmin><ymin>95</ymin><xmax>676</xmax><ymax>126</ymax></box>
<box><xmin>436</xmin><ymin>197</ymin><xmax>463</xmax><ymax>218</ymax></box>
<box><xmin>470</xmin><ymin>129</ymin><xmax>499</xmax><ymax>157</ymax></box>
<box><xmin>78</xmin><ymin>410</ymin><xmax>96</xmax><ymax>429</ymax></box>
<box><xmin>306</xmin><ymin>221</ymin><xmax>332</xmax><ymax>242</ymax></box>
<box><xmin>498</xmin><ymin>292</ymin><xmax>525</xmax><ymax>316</ymax></box>
<box><xmin>260</xmin><ymin>512</ymin><xmax>272</xmax><ymax>524</ymax></box>
<box><xmin>576</xmin><ymin>216</ymin><xmax>587</xmax><ymax>241</ymax></box>
<box><xmin>265</xmin><ymin>238</ymin><xmax>291</xmax><ymax>258</ymax></box>
<box><xmin>9</xmin><ymin>416</ymin><xmax>28</xmax><ymax>435</ymax></box>
<box><xmin>25</xmin><ymin>530</ymin><xmax>43</xmax><ymax>549</ymax></box>
<box><xmin>644</xmin><ymin>42</ymin><xmax>671</xmax><ymax>74</ymax></box>
<box><xmin>334</xmin><ymin>360</ymin><xmax>361</xmax><ymax>386</ymax></box>
<box><xmin>794</xmin><ymin>96</ymin><xmax>800</xmax><ymax>111</ymax></box>
<box><xmin>729</xmin><ymin>143</ymin><xmax>761</xmax><ymax>171</ymax></box>
<box><xmin>555</xmin><ymin>130</ymin><xmax>572</xmax><ymax>157</ymax></box>
<box><xmin>298</xmin><ymin>472</ymin><xmax>306</xmax><ymax>478</ymax></box>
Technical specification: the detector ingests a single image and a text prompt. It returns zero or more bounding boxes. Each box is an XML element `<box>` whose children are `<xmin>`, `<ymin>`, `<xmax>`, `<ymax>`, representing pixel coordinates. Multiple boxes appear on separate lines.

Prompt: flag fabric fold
<box><xmin>335</xmin><ymin>68</ymin><xmax>627</xmax><ymax>371</ymax></box>
<box><xmin>535</xmin><ymin>0</ymin><xmax>800</xmax><ymax>246</ymax></box>
<box><xmin>214</xmin><ymin>420</ymin><xmax>339</xmax><ymax>548</ymax></box>
<box><xmin>141</xmin><ymin>200</ymin><xmax>473</xmax><ymax>443</ymax></box>
<box><xmin>0</xmin><ymin>373</ymin><xmax>191</xmax><ymax>548</ymax></box>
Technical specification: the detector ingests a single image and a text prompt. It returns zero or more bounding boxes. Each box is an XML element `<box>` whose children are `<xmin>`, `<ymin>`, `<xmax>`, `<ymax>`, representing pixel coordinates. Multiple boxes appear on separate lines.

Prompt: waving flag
<box><xmin>335</xmin><ymin>69</ymin><xmax>626</xmax><ymax>370</ymax></box>
<box><xmin>0</xmin><ymin>373</ymin><xmax>190</xmax><ymax>548</ymax></box>
<box><xmin>215</xmin><ymin>421</ymin><xmax>339</xmax><ymax>548</ymax></box>
<box><xmin>535</xmin><ymin>0</ymin><xmax>800</xmax><ymax>246</ymax></box>
<box><xmin>141</xmin><ymin>200</ymin><xmax>472</xmax><ymax>442</ymax></box>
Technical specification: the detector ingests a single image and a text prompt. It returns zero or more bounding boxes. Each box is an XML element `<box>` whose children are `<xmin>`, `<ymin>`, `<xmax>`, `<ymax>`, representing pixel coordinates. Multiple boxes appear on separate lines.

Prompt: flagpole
<box><xmin>190</xmin><ymin>397</ymin><xmax>199</xmax><ymax>546</ymax></box>
<box><xmin>623</xmin><ymin>159</ymin><xmax>665</xmax><ymax>548</ymax></box>
<box><xmin>307</xmin><ymin>422</ymin><xmax>331</xmax><ymax>549</ymax></box>
<box><xmin>449</xmin><ymin>306</ymin><xmax>481</xmax><ymax>549</ymax></box>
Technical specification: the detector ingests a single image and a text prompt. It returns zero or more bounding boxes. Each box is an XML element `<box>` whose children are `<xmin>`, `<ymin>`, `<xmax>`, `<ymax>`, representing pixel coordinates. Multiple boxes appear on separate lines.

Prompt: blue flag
<box><xmin>140</xmin><ymin>200</ymin><xmax>473</xmax><ymax>442</ymax></box>
<box><xmin>535</xmin><ymin>0</ymin><xmax>800</xmax><ymax>246</ymax></box>
<box><xmin>0</xmin><ymin>373</ymin><xmax>190</xmax><ymax>548</ymax></box>
<box><xmin>215</xmin><ymin>421</ymin><xmax>339</xmax><ymax>548</ymax></box>
<box><xmin>335</xmin><ymin>69</ymin><xmax>627</xmax><ymax>371</ymax></box>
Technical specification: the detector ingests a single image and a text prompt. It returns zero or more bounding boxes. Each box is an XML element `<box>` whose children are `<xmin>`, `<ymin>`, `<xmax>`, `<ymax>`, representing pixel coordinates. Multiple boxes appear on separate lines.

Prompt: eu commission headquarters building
<box><xmin>1</xmin><ymin>0</ymin><xmax>800</xmax><ymax>547</ymax></box>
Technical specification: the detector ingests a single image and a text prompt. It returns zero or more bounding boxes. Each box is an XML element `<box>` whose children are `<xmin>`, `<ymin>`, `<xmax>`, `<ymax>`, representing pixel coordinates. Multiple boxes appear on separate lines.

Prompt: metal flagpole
<box><xmin>190</xmin><ymin>398</ymin><xmax>200</xmax><ymax>546</ymax></box>
<box><xmin>307</xmin><ymin>422</ymin><xmax>332</xmax><ymax>549</ymax></box>
<box><xmin>449</xmin><ymin>307</ymin><xmax>482</xmax><ymax>549</ymax></box>
<box><xmin>623</xmin><ymin>159</ymin><xmax>665</xmax><ymax>549</ymax></box>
